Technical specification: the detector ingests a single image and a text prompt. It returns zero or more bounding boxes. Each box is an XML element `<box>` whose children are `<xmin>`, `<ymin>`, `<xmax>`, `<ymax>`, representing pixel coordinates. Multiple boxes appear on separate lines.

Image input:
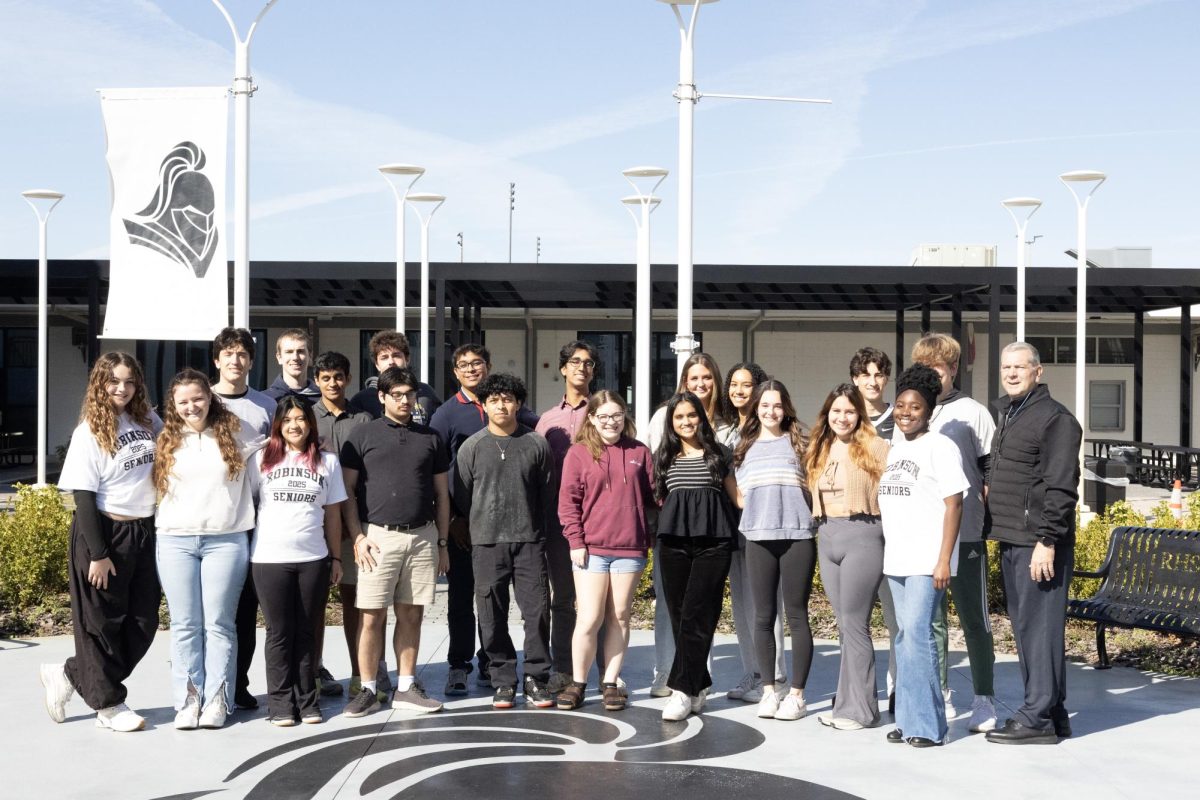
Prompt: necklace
<box><xmin>493</xmin><ymin>436</ymin><xmax>510</xmax><ymax>461</ymax></box>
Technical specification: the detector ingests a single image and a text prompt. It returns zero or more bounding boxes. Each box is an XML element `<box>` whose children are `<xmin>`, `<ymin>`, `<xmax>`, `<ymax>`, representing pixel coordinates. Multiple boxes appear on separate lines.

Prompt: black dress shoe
<box><xmin>886</xmin><ymin>728</ymin><xmax>904</xmax><ymax>743</ymax></box>
<box><xmin>985</xmin><ymin>718</ymin><xmax>1057</xmax><ymax>745</ymax></box>
<box><xmin>234</xmin><ymin>688</ymin><xmax>259</xmax><ymax>710</ymax></box>
<box><xmin>1053</xmin><ymin>714</ymin><xmax>1072</xmax><ymax>738</ymax></box>
<box><xmin>906</xmin><ymin>736</ymin><xmax>942</xmax><ymax>748</ymax></box>
<box><xmin>887</xmin><ymin>692</ymin><xmax>895</xmax><ymax>715</ymax></box>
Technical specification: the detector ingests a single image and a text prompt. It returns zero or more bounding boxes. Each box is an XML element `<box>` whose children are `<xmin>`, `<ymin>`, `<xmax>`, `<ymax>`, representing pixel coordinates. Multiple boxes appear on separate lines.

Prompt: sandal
<box><xmin>602</xmin><ymin>684</ymin><xmax>626</xmax><ymax>711</ymax></box>
<box><xmin>556</xmin><ymin>683</ymin><xmax>585</xmax><ymax>710</ymax></box>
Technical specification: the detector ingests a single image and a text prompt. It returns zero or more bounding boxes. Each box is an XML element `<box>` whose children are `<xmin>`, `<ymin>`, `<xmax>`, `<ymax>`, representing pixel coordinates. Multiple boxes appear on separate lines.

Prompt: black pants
<box><xmin>234</xmin><ymin>531</ymin><xmax>258</xmax><ymax>697</ymax></box>
<box><xmin>745</xmin><ymin>538</ymin><xmax>817</xmax><ymax>690</ymax></box>
<box><xmin>447</xmin><ymin>522</ymin><xmax>489</xmax><ymax>673</ymax></box>
<box><xmin>63</xmin><ymin>515</ymin><xmax>160</xmax><ymax>710</ymax></box>
<box><xmin>543</xmin><ymin>528</ymin><xmax>577</xmax><ymax>674</ymax></box>
<box><xmin>658</xmin><ymin>535</ymin><xmax>732</xmax><ymax>696</ymax></box>
<box><xmin>472</xmin><ymin>541</ymin><xmax>551</xmax><ymax>688</ymax></box>
<box><xmin>1000</xmin><ymin>541</ymin><xmax>1074</xmax><ymax>731</ymax></box>
<box><xmin>253</xmin><ymin>559</ymin><xmax>330</xmax><ymax>719</ymax></box>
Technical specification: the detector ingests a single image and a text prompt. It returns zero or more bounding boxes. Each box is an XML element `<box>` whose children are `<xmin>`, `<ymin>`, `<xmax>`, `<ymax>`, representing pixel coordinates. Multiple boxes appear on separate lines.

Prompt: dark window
<box><xmin>138</xmin><ymin>329</ymin><xmax>266</xmax><ymax>411</ymax></box>
<box><xmin>653</xmin><ymin>332</ymin><xmax>702</xmax><ymax>408</ymax></box>
<box><xmin>0</xmin><ymin>328</ymin><xmax>37</xmax><ymax>435</ymax></box>
<box><xmin>1097</xmin><ymin>337</ymin><xmax>1135</xmax><ymax>365</ymax></box>
<box><xmin>576</xmin><ymin>332</ymin><xmax>632</xmax><ymax>403</ymax></box>
<box><xmin>1026</xmin><ymin>336</ymin><xmax>1056</xmax><ymax>365</ymax></box>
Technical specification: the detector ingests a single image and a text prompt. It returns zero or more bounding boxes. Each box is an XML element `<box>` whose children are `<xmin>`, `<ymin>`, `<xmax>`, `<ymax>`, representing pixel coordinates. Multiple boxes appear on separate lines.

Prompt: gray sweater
<box><xmin>454</xmin><ymin>426</ymin><xmax>555</xmax><ymax>544</ymax></box>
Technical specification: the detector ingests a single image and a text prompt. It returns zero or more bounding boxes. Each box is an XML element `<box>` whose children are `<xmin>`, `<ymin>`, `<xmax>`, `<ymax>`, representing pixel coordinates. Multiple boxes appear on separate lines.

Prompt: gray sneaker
<box><xmin>392</xmin><ymin>682</ymin><xmax>443</xmax><ymax>714</ymax></box>
<box><xmin>444</xmin><ymin>668</ymin><xmax>469</xmax><ymax>697</ymax></box>
<box><xmin>343</xmin><ymin>688</ymin><xmax>381</xmax><ymax>718</ymax></box>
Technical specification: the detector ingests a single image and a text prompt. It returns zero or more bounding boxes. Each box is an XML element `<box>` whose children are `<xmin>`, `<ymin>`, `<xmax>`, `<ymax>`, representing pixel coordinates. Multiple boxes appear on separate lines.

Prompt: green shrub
<box><xmin>1072</xmin><ymin>500</ymin><xmax>1144</xmax><ymax>599</ymax></box>
<box><xmin>0</xmin><ymin>484</ymin><xmax>73</xmax><ymax>610</ymax></box>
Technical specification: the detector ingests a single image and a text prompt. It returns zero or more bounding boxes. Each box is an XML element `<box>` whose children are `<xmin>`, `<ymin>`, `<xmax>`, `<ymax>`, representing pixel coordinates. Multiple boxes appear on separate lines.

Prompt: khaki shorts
<box><xmin>355</xmin><ymin>522</ymin><xmax>437</xmax><ymax>608</ymax></box>
<box><xmin>339</xmin><ymin>536</ymin><xmax>358</xmax><ymax>585</ymax></box>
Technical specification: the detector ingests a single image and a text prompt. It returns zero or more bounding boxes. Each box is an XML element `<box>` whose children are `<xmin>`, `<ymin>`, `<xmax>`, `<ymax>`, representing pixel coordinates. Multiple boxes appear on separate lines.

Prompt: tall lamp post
<box><xmin>1060</xmin><ymin>169</ymin><xmax>1106</xmax><ymax>511</ymax></box>
<box><xmin>1001</xmin><ymin>196</ymin><xmax>1042</xmax><ymax>343</ymax></box>
<box><xmin>656</xmin><ymin>0</ymin><xmax>830</xmax><ymax>375</ymax></box>
<box><xmin>622</xmin><ymin>166</ymin><xmax>669</xmax><ymax>436</ymax></box>
<box><xmin>406</xmin><ymin>192</ymin><xmax>446</xmax><ymax>385</ymax></box>
<box><xmin>211</xmin><ymin>0</ymin><xmax>279</xmax><ymax>329</ymax></box>
<box><xmin>21</xmin><ymin>189</ymin><xmax>64</xmax><ymax>487</ymax></box>
<box><xmin>379</xmin><ymin>164</ymin><xmax>426</xmax><ymax>332</ymax></box>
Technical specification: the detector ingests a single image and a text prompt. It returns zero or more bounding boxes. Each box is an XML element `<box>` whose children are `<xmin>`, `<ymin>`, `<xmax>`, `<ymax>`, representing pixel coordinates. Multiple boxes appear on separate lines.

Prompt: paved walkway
<box><xmin>2</xmin><ymin>621</ymin><xmax>1196</xmax><ymax>800</ymax></box>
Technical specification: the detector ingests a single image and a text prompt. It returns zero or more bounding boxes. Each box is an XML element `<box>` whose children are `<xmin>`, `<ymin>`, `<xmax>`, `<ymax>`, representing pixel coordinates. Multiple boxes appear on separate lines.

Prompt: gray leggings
<box><xmin>819</xmin><ymin>516</ymin><xmax>884</xmax><ymax>726</ymax></box>
<box><xmin>744</xmin><ymin>538</ymin><xmax>816</xmax><ymax>690</ymax></box>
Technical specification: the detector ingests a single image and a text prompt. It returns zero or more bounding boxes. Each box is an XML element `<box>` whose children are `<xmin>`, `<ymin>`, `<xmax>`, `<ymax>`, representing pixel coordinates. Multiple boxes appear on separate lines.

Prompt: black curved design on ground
<box><xmin>150</xmin><ymin>704</ymin><xmax>864</xmax><ymax>800</ymax></box>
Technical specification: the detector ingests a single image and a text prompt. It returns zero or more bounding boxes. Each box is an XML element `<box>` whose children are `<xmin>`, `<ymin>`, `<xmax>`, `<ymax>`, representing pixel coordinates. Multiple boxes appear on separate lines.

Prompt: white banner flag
<box><xmin>100</xmin><ymin>87</ymin><xmax>229</xmax><ymax>340</ymax></box>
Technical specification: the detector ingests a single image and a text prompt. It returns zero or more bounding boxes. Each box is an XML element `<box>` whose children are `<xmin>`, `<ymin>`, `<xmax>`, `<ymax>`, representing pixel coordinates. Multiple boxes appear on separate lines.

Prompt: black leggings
<box><xmin>744</xmin><ymin>538</ymin><xmax>816</xmax><ymax>690</ymax></box>
<box><xmin>253</xmin><ymin>559</ymin><xmax>331</xmax><ymax>719</ymax></box>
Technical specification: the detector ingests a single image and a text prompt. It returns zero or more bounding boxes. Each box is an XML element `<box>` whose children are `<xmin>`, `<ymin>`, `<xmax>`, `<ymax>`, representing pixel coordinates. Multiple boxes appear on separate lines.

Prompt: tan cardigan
<box><xmin>809</xmin><ymin>436</ymin><xmax>890</xmax><ymax>519</ymax></box>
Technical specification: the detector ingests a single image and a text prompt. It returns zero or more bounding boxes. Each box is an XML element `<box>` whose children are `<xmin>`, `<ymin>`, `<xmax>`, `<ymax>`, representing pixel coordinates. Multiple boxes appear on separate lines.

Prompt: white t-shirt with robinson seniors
<box><xmin>878</xmin><ymin>431</ymin><xmax>970</xmax><ymax>577</ymax></box>
<box><xmin>58</xmin><ymin>412</ymin><xmax>163</xmax><ymax>518</ymax></box>
<box><xmin>249</xmin><ymin>449</ymin><xmax>347</xmax><ymax>563</ymax></box>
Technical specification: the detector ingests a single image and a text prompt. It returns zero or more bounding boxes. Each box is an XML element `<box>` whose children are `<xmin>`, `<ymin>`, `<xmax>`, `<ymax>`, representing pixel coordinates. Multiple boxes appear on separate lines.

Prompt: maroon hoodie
<box><xmin>557</xmin><ymin>437</ymin><xmax>655</xmax><ymax>557</ymax></box>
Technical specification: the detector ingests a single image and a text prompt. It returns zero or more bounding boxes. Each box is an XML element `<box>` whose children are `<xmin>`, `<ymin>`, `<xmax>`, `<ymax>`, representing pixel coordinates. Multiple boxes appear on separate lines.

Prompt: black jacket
<box><xmin>985</xmin><ymin>384</ymin><xmax>1081</xmax><ymax>547</ymax></box>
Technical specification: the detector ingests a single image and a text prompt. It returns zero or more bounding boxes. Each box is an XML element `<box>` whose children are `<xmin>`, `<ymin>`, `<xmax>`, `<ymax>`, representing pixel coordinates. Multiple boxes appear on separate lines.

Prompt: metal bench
<box><xmin>0</xmin><ymin>431</ymin><xmax>34</xmax><ymax>466</ymax></box>
<box><xmin>1067</xmin><ymin>526</ymin><xmax>1200</xmax><ymax>668</ymax></box>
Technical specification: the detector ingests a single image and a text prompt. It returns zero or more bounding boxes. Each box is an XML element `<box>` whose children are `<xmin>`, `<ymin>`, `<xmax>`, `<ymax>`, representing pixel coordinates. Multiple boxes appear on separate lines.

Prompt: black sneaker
<box><xmin>318</xmin><ymin>666</ymin><xmax>343</xmax><ymax>697</ymax></box>
<box><xmin>523</xmin><ymin>676</ymin><xmax>554</xmax><ymax>709</ymax></box>
<box><xmin>234</xmin><ymin>688</ymin><xmax>258</xmax><ymax>710</ymax></box>
<box><xmin>492</xmin><ymin>686</ymin><xmax>516</xmax><ymax>709</ymax></box>
<box><xmin>343</xmin><ymin>688</ymin><xmax>381</xmax><ymax>718</ymax></box>
<box><xmin>476</xmin><ymin>665</ymin><xmax>492</xmax><ymax>688</ymax></box>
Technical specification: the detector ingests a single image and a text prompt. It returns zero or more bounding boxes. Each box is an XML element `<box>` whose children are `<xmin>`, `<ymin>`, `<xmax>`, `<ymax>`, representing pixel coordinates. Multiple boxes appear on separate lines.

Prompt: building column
<box><xmin>87</xmin><ymin>262</ymin><xmax>100</xmax><ymax>368</ymax></box>
<box><xmin>921</xmin><ymin>301</ymin><xmax>932</xmax><ymax>335</ymax></box>
<box><xmin>434</xmin><ymin>278</ymin><xmax>446</xmax><ymax>398</ymax></box>
<box><xmin>988</xmin><ymin>282</ymin><xmax>1000</xmax><ymax>415</ymax></box>
<box><xmin>895</xmin><ymin>286</ymin><xmax>905</xmax><ymax>374</ymax></box>
<box><xmin>951</xmin><ymin>293</ymin><xmax>965</xmax><ymax>392</ymax></box>
<box><xmin>1134</xmin><ymin>309</ymin><xmax>1144</xmax><ymax>442</ymax></box>
<box><xmin>1181</xmin><ymin>305</ymin><xmax>1192</xmax><ymax>448</ymax></box>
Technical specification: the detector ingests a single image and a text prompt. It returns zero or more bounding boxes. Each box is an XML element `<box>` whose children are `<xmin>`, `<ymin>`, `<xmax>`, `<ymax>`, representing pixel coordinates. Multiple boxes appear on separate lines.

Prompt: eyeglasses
<box><xmin>386</xmin><ymin>390</ymin><xmax>415</xmax><ymax>401</ymax></box>
<box><xmin>593</xmin><ymin>412</ymin><xmax>625</xmax><ymax>424</ymax></box>
<box><xmin>455</xmin><ymin>359</ymin><xmax>487</xmax><ymax>371</ymax></box>
<box><xmin>567</xmin><ymin>358</ymin><xmax>596</xmax><ymax>370</ymax></box>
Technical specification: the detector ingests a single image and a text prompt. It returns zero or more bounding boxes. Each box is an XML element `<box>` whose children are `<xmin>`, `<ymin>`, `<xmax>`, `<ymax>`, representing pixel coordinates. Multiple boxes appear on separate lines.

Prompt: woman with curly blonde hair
<box><xmin>40</xmin><ymin>353</ymin><xmax>162</xmax><ymax>733</ymax></box>
<box><xmin>154</xmin><ymin>368</ymin><xmax>264</xmax><ymax>730</ymax></box>
<box><xmin>804</xmin><ymin>383</ymin><xmax>890</xmax><ymax>732</ymax></box>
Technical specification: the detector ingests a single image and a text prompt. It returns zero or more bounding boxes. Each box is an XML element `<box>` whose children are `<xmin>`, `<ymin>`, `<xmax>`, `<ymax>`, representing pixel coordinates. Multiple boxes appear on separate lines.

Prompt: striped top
<box><xmin>735</xmin><ymin>435</ymin><xmax>814</xmax><ymax>541</ymax></box>
<box><xmin>664</xmin><ymin>452</ymin><xmax>727</xmax><ymax>493</ymax></box>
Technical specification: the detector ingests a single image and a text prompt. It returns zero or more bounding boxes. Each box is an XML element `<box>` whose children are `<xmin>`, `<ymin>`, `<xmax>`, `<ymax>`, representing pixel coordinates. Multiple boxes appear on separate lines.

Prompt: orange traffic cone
<box><xmin>1169</xmin><ymin>479</ymin><xmax>1183</xmax><ymax>522</ymax></box>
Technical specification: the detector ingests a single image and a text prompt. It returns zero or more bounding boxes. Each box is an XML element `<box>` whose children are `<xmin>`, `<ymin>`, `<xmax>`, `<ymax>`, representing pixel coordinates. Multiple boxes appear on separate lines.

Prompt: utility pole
<box><xmin>508</xmin><ymin>182</ymin><xmax>515</xmax><ymax>263</ymax></box>
<box><xmin>536</xmin><ymin>236</ymin><xmax>541</xmax><ymax>264</ymax></box>
<box><xmin>457</xmin><ymin>231</ymin><xmax>464</xmax><ymax>263</ymax></box>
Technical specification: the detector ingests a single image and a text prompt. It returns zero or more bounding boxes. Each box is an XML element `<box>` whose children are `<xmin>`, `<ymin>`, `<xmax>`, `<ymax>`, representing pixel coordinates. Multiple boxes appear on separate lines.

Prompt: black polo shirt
<box><xmin>339</xmin><ymin>417</ymin><xmax>450</xmax><ymax>528</ymax></box>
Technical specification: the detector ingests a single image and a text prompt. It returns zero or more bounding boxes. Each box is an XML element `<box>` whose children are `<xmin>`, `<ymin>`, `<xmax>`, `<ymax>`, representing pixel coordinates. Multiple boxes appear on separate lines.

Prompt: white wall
<box><xmin>47</xmin><ymin>328</ymin><xmax>91</xmax><ymax>461</ymax></box>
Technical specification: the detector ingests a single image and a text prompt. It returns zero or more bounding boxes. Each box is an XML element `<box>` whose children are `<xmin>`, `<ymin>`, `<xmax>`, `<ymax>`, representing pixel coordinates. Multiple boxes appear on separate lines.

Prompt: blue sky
<box><xmin>1</xmin><ymin>0</ymin><xmax>1197</xmax><ymax>269</ymax></box>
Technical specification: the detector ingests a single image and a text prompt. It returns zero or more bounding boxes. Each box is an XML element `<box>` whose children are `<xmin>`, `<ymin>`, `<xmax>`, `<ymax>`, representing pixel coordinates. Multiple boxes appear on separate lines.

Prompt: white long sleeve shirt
<box><xmin>155</xmin><ymin>424</ymin><xmax>264</xmax><ymax>536</ymax></box>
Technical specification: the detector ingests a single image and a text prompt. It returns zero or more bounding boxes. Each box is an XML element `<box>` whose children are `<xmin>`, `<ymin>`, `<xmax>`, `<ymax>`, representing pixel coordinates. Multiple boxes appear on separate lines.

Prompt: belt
<box><xmin>373</xmin><ymin>520</ymin><xmax>432</xmax><ymax>533</ymax></box>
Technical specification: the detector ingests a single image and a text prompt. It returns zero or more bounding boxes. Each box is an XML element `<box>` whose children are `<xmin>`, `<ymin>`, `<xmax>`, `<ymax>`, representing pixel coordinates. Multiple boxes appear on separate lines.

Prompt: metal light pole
<box><xmin>1060</xmin><ymin>169</ymin><xmax>1106</xmax><ymax>512</ymax></box>
<box><xmin>1001</xmin><ymin>196</ymin><xmax>1042</xmax><ymax>343</ymax></box>
<box><xmin>21</xmin><ymin>189</ymin><xmax>64</xmax><ymax>487</ymax></box>
<box><xmin>406</xmin><ymin>192</ymin><xmax>446</xmax><ymax>385</ymax></box>
<box><xmin>379</xmin><ymin>164</ymin><xmax>426</xmax><ymax>332</ymax></box>
<box><xmin>211</xmin><ymin>0</ymin><xmax>279</xmax><ymax>329</ymax></box>
<box><xmin>656</xmin><ymin>0</ymin><xmax>830</xmax><ymax>375</ymax></box>
<box><xmin>623</xmin><ymin>167</ymin><xmax>669</xmax><ymax>438</ymax></box>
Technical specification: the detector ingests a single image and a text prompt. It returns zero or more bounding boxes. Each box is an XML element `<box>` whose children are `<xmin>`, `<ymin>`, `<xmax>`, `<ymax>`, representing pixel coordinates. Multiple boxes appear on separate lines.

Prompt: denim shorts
<box><xmin>573</xmin><ymin>553</ymin><xmax>648</xmax><ymax>574</ymax></box>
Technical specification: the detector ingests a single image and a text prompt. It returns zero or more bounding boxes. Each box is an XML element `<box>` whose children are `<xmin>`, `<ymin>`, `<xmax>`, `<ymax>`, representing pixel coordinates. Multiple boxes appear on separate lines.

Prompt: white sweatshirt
<box><xmin>155</xmin><ymin>424</ymin><xmax>265</xmax><ymax>536</ymax></box>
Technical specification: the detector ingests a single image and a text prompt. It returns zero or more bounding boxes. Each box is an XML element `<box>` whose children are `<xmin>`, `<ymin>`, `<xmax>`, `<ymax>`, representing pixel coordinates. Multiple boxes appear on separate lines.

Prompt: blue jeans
<box><xmin>157</xmin><ymin>533</ymin><xmax>249</xmax><ymax>710</ymax></box>
<box><xmin>888</xmin><ymin>574</ymin><xmax>947</xmax><ymax>742</ymax></box>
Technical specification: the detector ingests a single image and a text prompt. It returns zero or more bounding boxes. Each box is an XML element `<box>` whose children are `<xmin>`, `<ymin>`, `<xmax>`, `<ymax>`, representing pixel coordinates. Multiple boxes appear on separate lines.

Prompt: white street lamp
<box><xmin>211</xmin><ymin>0</ymin><xmax>280</xmax><ymax>329</ymax></box>
<box><xmin>406</xmin><ymin>192</ymin><xmax>446</xmax><ymax>385</ymax></box>
<box><xmin>656</xmin><ymin>0</ymin><xmax>830</xmax><ymax>375</ymax></box>
<box><xmin>623</xmin><ymin>166</ymin><xmax>669</xmax><ymax>438</ymax></box>
<box><xmin>1001</xmin><ymin>196</ymin><xmax>1042</xmax><ymax>343</ymax></box>
<box><xmin>379</xmin><ymin>164</ymin><xmax>426</xmax><ymax>333</ymax></box>
<box><xmin>1060</xmin><ymin>169</ymin><xmax>1106</xmax><ymax>511</ymax></box>
<box><xmin>21</xmin><ymin>189</ymin><xmax>64</xmax><ymax>487</ymax></box>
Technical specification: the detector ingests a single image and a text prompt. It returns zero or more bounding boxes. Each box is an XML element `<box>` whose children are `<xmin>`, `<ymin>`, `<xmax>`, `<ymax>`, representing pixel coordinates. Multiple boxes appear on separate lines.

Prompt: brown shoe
<box><xmin>602</xmin><ymin>684</ymin><xmax>626</xmax><ymax>711</ymax></box>
<box><xmin>556</xmin><ymin>683</ymin><xmax>585</xmax><ymax>710</ymax></box>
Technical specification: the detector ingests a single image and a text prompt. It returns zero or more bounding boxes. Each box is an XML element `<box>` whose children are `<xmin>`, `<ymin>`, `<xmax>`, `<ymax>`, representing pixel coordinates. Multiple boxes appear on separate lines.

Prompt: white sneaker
<box><xmin>650</xmin><ymin>671</ymin><xmax>671</xmax><ymax>698</ymax></box>
<box><xmin>774</xmin><ymin>694</ymin><xmax>807</xmax><ymax>721</ymax></box>
<box><xmin>95</xmin><ymin>703</ymin><xmax>145</xmax><ymax>732</ymax></box>
<box><xmin>662</xmin><ymin>690</ymin><xmax>691</xmax><ymax>722</ymax></box>
<box><xmin>741</xmin><ymin>677</ymin><xmax>765</xmax><ymax>703</ymax></box>
<box><xmin>690</xmin><ymin>688</ymin><xmax>708</xmax><ymax>714</ymax></box>
<box><xmin>199</xmin><ymin>691</ymin><xmax>229</xmax><ymax>729</ymax></box>
<box><xmin>943</xmin><ymin>688</ymin><xmax>956</xmax><ymax>720</ymax></box>
<box><xmin>174</xmin><ymin>684</ymin><xmax>201</xmax><ymax>730</ymax></box>
<box><xmin>756</xmin><ymin>688</ymin><xmax>781</xmax><ymax>718</ymax></box>
<box><xmin>817</xmin><ymin>713</ymin><xmax>865</xmax><ymax>731</ymax></box>
<box><xmin>39</xmin><ymin>663</ymin><xmax>74</xmax><ymax>723</ymax></box>
<box><xmin>968</xmin><ymin>695</ymin><xmax>998</xmax><ymax>732</ymax></box>
<box><xmin>726</xmin><ymin>672</ymin><xmax>756</xmax><ymax>700</ymax></box>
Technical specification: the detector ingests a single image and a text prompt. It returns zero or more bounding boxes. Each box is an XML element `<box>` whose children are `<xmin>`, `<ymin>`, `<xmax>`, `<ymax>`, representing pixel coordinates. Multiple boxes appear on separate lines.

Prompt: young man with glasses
<box><xmin>455</xmin><ymin>373</ymin><xmax>555</xmax><ymax>709</ymax></box>
<box><xmin>430</xmin><ymin>344</ymin><xmax>539</xmax><ymax>697</ymax></box>
<box><xmin>349</xmin><ymin>331</ymin><xmax>442</xmax><ymax>425</ymax></box>
<box><xmin>340</xmin><ymin>367</ymin><xmax>450</xmax><ymax>717</ymax></box>
<box><xmin>535</xmin><ymin>340</ymin><xmax>599</xmax><ymax>694</ymax></box>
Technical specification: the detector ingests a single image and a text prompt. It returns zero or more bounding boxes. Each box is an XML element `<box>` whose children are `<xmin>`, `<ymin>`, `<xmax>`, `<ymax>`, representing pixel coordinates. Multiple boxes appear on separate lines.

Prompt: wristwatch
<box><xmin>437</xmin><ymin>538</ymin><xmax>448</xmax><ymax>548</ymax></box>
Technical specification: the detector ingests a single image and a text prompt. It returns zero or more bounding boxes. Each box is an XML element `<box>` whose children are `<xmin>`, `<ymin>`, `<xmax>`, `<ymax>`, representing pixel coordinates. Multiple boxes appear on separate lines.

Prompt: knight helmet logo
<box><xmin>123</xmin><ymin>141</ymin><xmax>219</xmax><ymax>278</ymax></box>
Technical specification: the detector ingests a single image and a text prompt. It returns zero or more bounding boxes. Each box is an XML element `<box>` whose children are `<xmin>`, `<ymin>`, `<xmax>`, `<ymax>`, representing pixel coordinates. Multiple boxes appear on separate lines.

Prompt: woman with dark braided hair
<box><xmin>878</xmin><ymin>364</ymin><xmax>967</xmax><ymax>748</ymax></box>
<box><xmin>40</xmin><ymin>353</ymin><xmax>162</xmax><ymax>732</ymax></box>
<box><xmin>154</xmin><ymin>368</ymin><xmax>264</xmax><ymax>730</ymax></box>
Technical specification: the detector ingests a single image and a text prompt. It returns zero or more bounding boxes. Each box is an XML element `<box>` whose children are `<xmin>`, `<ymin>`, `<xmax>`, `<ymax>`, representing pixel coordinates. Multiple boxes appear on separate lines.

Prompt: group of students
<box><xmin>39</xmin><ymin>325</ymin><xmax>1002</xmax><ymax>748</ymax></box>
